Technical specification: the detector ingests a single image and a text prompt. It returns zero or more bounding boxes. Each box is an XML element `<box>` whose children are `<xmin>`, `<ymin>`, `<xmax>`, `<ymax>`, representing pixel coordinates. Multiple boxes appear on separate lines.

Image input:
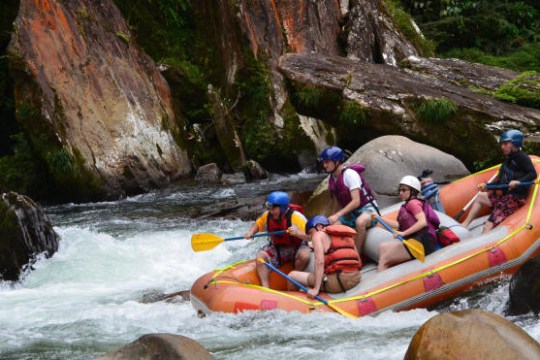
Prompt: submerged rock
<box><xmin>506</xmin><ymin>255</ymin><xmax>540</xmax><ymax>316</ymax></box>
<box><xmin>405</xmin><ymin>309</ymin><xmax>540</xmax><ymax>360</ymax></box>
<box><xmin>0</xmin><ymin>192</ymin><xmax>59</xmax><ymax>281</ymax></box>
<box><xmin>94</xmin><ymin>333</ymin><xmax>214</xmax><ymax>360</ymax></box>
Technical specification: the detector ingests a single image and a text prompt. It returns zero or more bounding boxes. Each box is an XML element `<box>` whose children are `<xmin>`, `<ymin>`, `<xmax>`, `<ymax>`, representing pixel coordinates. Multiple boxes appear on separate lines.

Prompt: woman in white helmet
<box><xmin>375</xmin><ymin>175</ymin><xmax>439</xmax><ymax>271</ymax></box>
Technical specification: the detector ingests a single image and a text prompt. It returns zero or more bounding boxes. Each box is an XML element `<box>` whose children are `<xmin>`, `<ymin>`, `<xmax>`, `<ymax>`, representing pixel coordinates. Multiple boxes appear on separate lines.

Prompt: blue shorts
<box><xmin>339</xmin><ymin>204</ymin><xmax>377</xmax><ymax>229</ymax></box>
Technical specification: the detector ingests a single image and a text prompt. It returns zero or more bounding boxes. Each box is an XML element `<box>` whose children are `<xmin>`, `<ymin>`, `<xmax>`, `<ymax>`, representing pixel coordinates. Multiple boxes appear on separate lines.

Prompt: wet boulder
<box><xmin>405</xmin><ymin>309</ymin><xmax>540</xmax><ymax>360</ymax></box>
<box><xmin>0</xmin><ymin>192</ymin><xmax>59</xmax><ymax>281</ymax></box>
<box><xmin>506</xmin><ymin>255</ymin><xmax>540</xmax><ymax>316</ymax></box>
<box><xmin>93</xmin><ymin>333</ymin><xmax>214</xmax><ymax>360</ymax></box>
<box><xmin>195</xmin><ymin>163</ymin><xmax>222</xmax><ymax>184</ymax></box>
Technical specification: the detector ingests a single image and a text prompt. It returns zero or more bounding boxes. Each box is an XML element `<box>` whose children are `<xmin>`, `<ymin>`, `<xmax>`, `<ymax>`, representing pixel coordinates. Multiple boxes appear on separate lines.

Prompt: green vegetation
<box><xmin>402</xmin><ymin>0</ymin><xmax>540</xmax><ymax>72</ymax></box>
<box><xmin>494</xmin><ymin>71</ymin><xmax>540</xmax><ymax>109</ymax></box>
<box><xmin>115</xmin><ymin>31</ymin><xmax>131</xmax><ymax>44</ymax></box>
<box><xmin>340</xmin><ymin>101</ymin><xmax>366</xmax><ymax>126</ymax></box>
<box><xmin>386</xmin><ymin>0</ymin><xmax>436</xmax><ymax>56</ymax></box>
<box><xmin>416</xmin><ymin>97</ymin><xmax>458</xmax><ymax>124</ymax></box>
<box><xmin>296</xmin><ymin>85</ymin><xmax>323</xmax><ymax>108</ymax></box>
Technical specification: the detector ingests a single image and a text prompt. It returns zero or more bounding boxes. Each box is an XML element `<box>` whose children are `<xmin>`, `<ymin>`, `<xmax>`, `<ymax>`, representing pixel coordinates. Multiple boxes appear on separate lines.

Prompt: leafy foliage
<box><xmin>416</xmin><ymin>97</ymin><xmax>458</xmax><ymax>124</ymax></box>
<box><xmin>401</xmin><ymin>0</ymin><xmax>540</xmax><ymax>67</ymax></box>
<box><xmin>444</xmin><ymin>43</ymin><xmax>540</xmax><ymax>72</ymax></box>
<box><xmin>495</xmin><ymin>71</ymin><xmax>540</xmax><ymax>108</ymax></box>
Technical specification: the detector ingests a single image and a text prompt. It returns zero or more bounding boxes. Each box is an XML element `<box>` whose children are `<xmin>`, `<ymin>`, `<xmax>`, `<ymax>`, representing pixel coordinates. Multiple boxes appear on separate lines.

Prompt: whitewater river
<box><xmin>1</xmin><ymin>172</ymin><xmax>539</xmax><ymax>359</ymax></box>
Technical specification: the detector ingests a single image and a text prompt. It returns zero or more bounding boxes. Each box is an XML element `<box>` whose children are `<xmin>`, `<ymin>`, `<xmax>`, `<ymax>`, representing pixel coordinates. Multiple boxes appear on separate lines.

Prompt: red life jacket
<box><xmin>266</xmin><ymin>207</ymin><xmax>303</xmax><ymax>247</ymax></box>
<box><xmin>322</xmin><ymin>224</ymin><xmax>362</xmax><ymax>274</ymax></box>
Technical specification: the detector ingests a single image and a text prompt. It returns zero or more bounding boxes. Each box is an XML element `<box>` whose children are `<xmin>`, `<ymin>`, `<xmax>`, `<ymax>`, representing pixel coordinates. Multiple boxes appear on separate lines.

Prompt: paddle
<box><xmin>485</xmin><ymin>180</ymin><xmax>539</xmax><ymax>190</ymax></box>
<box><xmin>191</xmin><ymin>230</ymin><xmax>287</xmax><ymax>252</ymax></box>
<box><xmin>454</xmin><ymin>172</ymin><xmax>498</xmax><ymax>221</ymax></box>
<box><xmin>375</xmin><ymin>217</ymin><xmax>425</xmax><ymax>263</ymax></box>
<box><xmin>257</xmin><ymin>258</ymin><xmax>357</xmax><ymax>318</ymax></box>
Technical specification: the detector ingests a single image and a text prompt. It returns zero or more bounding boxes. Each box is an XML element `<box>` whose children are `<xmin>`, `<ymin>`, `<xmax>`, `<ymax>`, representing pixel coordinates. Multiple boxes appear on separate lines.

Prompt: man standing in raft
<box><xmin>288</xmin><ymin>215</ymin><xmax>361</xmax><ymax>297</ymax></box>
<box><xmin>243</xmin><ymin>191</ymin><xmax>310</xmax><ymax>288</ymax></box>
<box><xmin>461</xmin><ymin>129</ymin><xmax>537</xmax><ymax>232</ymax></box>
<box><xmin>320</xmin><ymin>146</ymin><xmax>378</xmax><ymax>256</ymax></box>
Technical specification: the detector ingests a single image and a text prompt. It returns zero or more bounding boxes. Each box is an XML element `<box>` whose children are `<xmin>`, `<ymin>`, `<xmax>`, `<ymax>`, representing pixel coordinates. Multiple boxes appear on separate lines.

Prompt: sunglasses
<box><xmin>265</xmin><ymin>201</ymin><xmax>277</xmax><ymax>210</ymax></box>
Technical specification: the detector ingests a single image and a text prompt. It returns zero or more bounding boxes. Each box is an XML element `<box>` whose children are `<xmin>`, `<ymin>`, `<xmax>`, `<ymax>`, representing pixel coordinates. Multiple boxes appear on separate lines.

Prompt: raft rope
<box><xmin>203</xmin><ymin>259</ymin><xmax>251</xmax><ymax>289</ymax></box>
<box><xmin>204</xmin><ymin>161</ymin><xmax>540</xmax><ymax>311</ymax></box>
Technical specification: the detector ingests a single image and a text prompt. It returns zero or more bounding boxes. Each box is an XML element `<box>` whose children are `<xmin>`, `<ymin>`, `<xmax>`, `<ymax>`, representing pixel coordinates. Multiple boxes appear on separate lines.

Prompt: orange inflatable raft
<box><xmin>190</xmin><ymin>156</ymin><xmax>540</xmax><ymax>317</ymax></box>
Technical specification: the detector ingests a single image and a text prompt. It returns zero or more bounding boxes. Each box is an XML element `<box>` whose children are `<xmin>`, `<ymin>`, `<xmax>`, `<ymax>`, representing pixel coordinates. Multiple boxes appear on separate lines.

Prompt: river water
<box><xmin>1</xmin><ymin>172</ymin><xmax>539</xmax><ymax>359</ymax></box>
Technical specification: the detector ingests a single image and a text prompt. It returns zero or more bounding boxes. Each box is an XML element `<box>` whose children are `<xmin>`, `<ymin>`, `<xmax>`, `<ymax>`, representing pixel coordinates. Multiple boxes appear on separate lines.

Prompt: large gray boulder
<box><xmin>355</xmin><ymin>135</ymin><xmax>469</xmax><ymax>195</ymax></box>
<box><xmin>305</xmin><ymin>136</ymin><xmax>469</xmax><ymax>217</ymax></box>
<box><xmin>0</xmin><ymin>192</ymin><xmax>59</xmax><ymax>281</ymax></box>
<box><xmin>94</xmin><ymin>333</ymin><xmax>214</xmax><ymax>360</ymax></box>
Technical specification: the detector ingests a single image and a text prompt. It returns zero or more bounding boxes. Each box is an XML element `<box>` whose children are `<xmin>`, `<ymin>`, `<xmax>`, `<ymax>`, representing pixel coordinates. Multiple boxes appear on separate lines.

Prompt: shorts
<box><xmin>339</xmin><ymin>203</ymin><xmax>377</xmax><ymax>229</ymax></box>
<box><xmin>262</xmin><ymin>241</ymin><xmax>310</xmax><ymax>267</ymax></box>
<box><xmin>403</xmin><ymin>229</ymin><xmax>436</xmax><ymax>257</ymax></box>
<box><xmin>488</xmin><ymin>193</ymin><xmax>526</xmax><ymax>226</ymax></box>
<box><xmin>322</xmin><ymin>271</ymin><xmax>361</xmax><ymax>293</ymax></box>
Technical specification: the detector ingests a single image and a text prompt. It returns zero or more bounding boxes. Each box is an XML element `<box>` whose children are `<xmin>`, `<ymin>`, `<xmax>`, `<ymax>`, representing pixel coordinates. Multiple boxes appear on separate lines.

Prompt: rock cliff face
<box><xmin>191</xmin><ymin>0</ymin><xmax>420</xmax><ymax>170</ymax></box>
<box><xmin>278</xmin><ymin>53</ymin><xmax>540</xmax><ymax>165</ymax></box>
<box><xmin>8</xmin><ymin>0</ymin><xmax>191</xmax><ymax>199</ymax></box>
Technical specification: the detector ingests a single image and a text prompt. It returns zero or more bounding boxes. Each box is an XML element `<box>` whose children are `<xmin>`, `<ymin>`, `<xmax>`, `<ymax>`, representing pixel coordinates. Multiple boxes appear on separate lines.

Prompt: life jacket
<box><xmin>322</xmin><ymin>224</ymin><xmax>362</xmax><ymax>274</ymax></box>
<box><xmin>397</xmin><ymin>198</ymin><xmax>439</xmax><ymax>240</ymax></box>
<box><xmin>266</xmin><ymin>206</ymin><xmax>304</xmax><ymax>248</ymax></box>
<box><xmin>328</xmin><ymin>164</ymin><xmax>377</xmax><ymax>210</ymax></box>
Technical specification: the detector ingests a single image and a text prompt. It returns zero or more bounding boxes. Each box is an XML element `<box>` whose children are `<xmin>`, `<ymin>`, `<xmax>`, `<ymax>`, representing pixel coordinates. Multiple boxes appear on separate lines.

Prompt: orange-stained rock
<box><xmin>405</xmin><ymin>309</ymin><xmax>540</xmax><ymax>360</ymax></box>
<box><xmin>8</xmin><ymin>0</ymin><xmax>191</xmax><ymax>199</ymax></box>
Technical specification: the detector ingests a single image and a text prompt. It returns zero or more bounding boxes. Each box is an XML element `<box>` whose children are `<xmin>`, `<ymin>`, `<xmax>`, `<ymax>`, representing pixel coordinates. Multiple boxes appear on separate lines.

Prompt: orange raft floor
<box><xmin>190</xmin><ymin>156</ymin><xmax>540</xmax><ymax>318</ymax></box>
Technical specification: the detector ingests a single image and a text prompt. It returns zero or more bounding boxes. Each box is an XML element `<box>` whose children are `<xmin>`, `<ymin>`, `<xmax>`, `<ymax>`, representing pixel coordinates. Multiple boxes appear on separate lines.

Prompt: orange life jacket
<box><xmin>323</xmin><ymin>224</ymin><xmax>362</xmax><ymax>274</ymax></box>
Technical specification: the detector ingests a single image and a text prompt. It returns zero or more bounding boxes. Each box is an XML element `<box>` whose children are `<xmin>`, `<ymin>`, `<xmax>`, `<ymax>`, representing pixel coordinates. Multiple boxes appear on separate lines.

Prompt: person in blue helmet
<box><xmin>243</xmin><ymin>191</ymin><xmax>311</xmax><ymax>288</ymax></box>
<box><xmin>288</xmin><ymin>215</ymin><xmax>361</xmax><ymax>297</ymax></box>
<box><xmin>461</xmin><ymin>130</ymin><xmax>537</xmax><ymax>232</ymax></box>
<box><xmin>319</xmin><ymin>146</ymin><xmax>378</xmax><ymax>256</ymax></box>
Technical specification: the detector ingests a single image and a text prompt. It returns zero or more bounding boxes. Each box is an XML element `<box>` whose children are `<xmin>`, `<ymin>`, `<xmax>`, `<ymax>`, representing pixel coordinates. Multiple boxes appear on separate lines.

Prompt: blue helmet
<box><xmin>266</xmin><ymin>191</ymin><xmax>290</xmax><ymax>214</ymax></box>
<box><xmin>305</xmin><ymin>215</ymin><xmax>330</xmax><ymax>233</ymax></box>
<box><xmin>320</xmin><ymin>146</ymin><xmax>345</xmax><ymax>162</ymax></box>
<box><xmin>499</xmin><ymin>129</ymin><xmax>524</xmax><ymax>148</ymax></box>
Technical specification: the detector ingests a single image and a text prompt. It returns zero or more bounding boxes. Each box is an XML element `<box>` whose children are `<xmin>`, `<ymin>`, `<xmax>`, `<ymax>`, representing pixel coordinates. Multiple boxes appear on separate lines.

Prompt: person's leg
<box><xmin>355</xmin><ymin>212</ymin><xmax>372</xmax><ymax>256</ymax></box>
<box><xmin>482</xmin><ymin>221</ymin><xmax>495</xmax><ymax>233</ymax></box>
<box><xmin>461</xmin><ymin>192</ymin><xmax>491</xmax><ymax>228</ymax></box>
<box><xmin>294</xmin><ymin>246</ymin><xmax>310</xmax><ymax>271</ymax></box>
<box><xmin>256</xmin><ymin>250</ymin><xmax>272</xmax><ymax>288</ymax></box>
<box><xmin>378</xmin><ymin>242</ymin><xmax>411</xmax><ymax>271</ymax></box>
<box><xmin>287</xmin><ymin>271</ymin><xmax>314</xmax><ymax>291</ymax></box>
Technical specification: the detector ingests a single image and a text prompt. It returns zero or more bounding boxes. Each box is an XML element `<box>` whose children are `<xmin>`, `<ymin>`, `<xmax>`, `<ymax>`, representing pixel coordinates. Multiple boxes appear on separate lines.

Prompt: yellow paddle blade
<box><xmin>191</xmin><ymin>233</ymin><xmax>224</xmax><ymax>252</ymax></box>
<box><xmin>403</xmin><ymin>238</ymin><xmax>425</xmax><ymax>262</ymax></box>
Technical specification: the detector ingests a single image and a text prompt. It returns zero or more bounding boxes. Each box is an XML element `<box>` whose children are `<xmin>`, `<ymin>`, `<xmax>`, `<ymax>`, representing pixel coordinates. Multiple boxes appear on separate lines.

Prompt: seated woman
<box><xmin>376</xmin><ymin>176</ymin><xmax>438</xmax><ymax>271</ymax></box>
<box><xmin>288</xmin><ymin>215</ymin><xmax>361</xmax><ymax>297</ymax></box>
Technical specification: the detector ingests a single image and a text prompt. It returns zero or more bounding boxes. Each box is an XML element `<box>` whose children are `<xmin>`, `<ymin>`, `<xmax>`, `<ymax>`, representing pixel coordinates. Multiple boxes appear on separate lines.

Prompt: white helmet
<box><xmin>399</xmin><ymin>175</ymin><xmax>421</xmax><ymax>192</ymax></box>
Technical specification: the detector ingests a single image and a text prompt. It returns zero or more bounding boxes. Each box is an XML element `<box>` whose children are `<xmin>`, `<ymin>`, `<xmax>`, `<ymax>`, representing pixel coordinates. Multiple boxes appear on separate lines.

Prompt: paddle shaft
<box><xmin>485</xmin><ymin>181</ymin><xmax>537</xmax><ymax>190</ymax></box>
<box><xmin>260</xmin><ymin>259</ymin><xmax>330</xmax><ymax>305</ymax></box>
<box><xmin>224</xmin><ymin>230</ymin><xmax>287</xmax><ymax>241</ymax></box>
<box><xmin>375</xmin><ymin>217</ymin><xmax>408</xmax><ymax>243</ymax></box>
<box><xmin>258</xmin><ymin>259</ymin><xmax>357</xmax><ymax>318</ymax></box>
<box><xmin>454</xmin><ymin>172</ymin><xmax>498</xmax><ymax>221</ymax></box>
